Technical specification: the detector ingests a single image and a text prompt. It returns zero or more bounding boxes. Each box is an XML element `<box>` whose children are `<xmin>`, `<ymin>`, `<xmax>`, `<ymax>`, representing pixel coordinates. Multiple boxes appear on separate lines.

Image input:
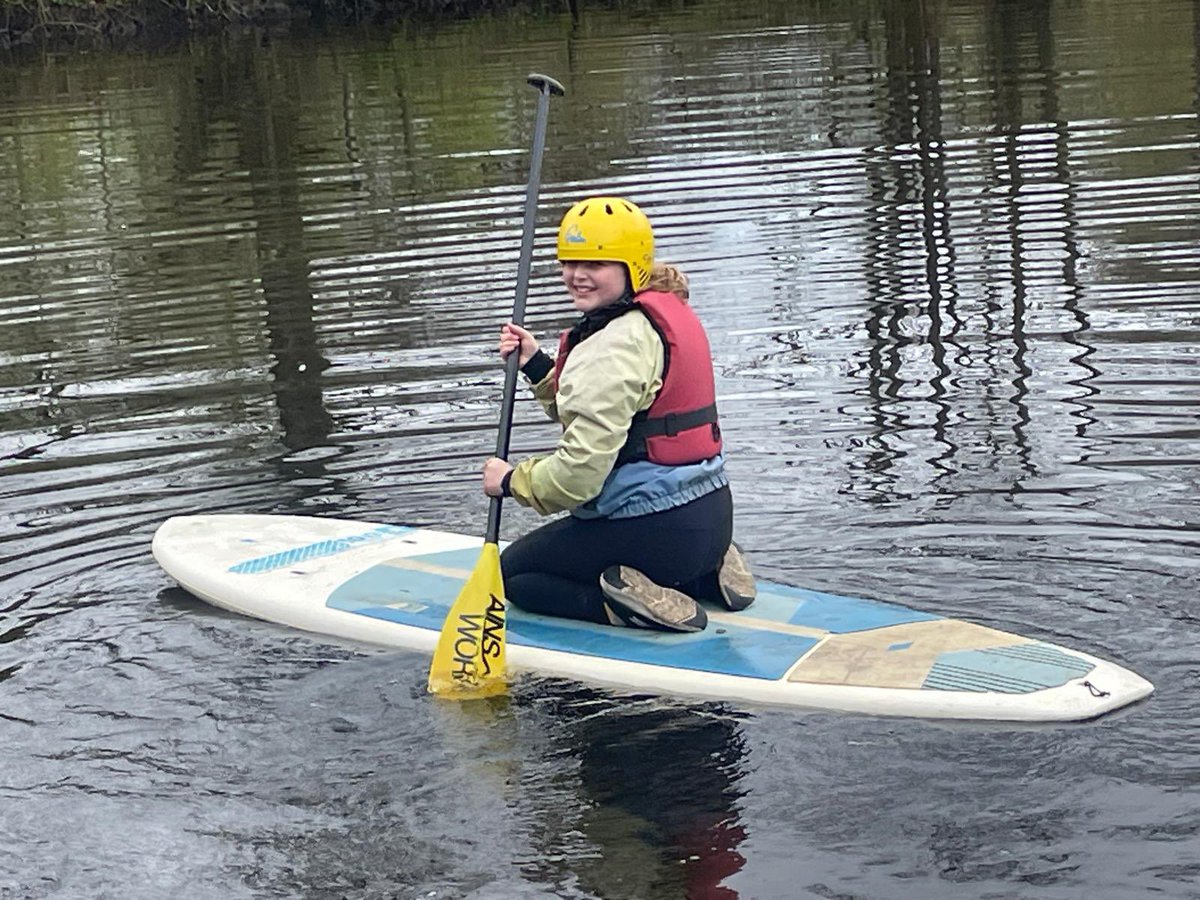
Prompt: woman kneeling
<box><xmin>481</xmin><ymin>196</ymin><xmax>755</xmax><ymax>633</ymax></box>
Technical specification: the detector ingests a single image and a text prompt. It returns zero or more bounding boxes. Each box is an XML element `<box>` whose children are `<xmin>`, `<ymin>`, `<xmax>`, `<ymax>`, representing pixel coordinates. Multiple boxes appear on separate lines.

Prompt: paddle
<box><xmin>428</xmin><ymin>73</ymin><xmax>565</xmax><ymax>698</ymax></box>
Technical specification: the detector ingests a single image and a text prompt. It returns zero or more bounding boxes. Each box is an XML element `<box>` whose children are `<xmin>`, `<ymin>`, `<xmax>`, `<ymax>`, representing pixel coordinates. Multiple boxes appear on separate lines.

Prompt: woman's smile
<box><xmin>561</xmin><ymin>260</ymin><xmax>628</xmax><ymax>312</ymax></box>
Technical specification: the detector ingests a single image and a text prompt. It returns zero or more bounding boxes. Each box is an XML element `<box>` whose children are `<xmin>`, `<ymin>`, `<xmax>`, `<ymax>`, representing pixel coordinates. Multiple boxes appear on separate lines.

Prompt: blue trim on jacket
<box><xmin>570</xmin><ymin>454</ymin><xmax>728</xmax><ymax>520</ymax></box>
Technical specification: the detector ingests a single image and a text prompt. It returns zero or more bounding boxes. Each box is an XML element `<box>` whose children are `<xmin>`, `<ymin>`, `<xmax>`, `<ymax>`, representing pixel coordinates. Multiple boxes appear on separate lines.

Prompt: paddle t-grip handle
<box><xmin>486</xmin><ymin>73</ymin><xmax>564</xmax><ymax>544</ymax></box>
<box><xmin>527</xmin><ymin>73</ymin><xmax>565</xmax><ymax>96</ymax></box>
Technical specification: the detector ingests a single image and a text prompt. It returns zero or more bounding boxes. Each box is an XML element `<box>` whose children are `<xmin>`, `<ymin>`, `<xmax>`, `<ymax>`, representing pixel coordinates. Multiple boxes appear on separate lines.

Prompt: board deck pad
<box><xmin>152</xmin><ymin>514</ymin><xmax>1154</xmax><ymax>721</ymax></box>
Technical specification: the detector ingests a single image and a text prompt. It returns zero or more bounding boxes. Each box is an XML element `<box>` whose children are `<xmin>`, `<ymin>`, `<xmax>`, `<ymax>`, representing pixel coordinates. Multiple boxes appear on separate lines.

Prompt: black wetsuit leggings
<box><xmin>501</xmin><ymin>486</ymin><xmax>733</xmax><ymax>624</ymax></box>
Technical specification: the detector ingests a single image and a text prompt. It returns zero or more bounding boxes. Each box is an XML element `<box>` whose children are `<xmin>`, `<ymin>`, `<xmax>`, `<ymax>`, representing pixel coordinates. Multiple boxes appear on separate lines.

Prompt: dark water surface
<box><xmin>3</xmin><ymin>1</ymin><xmax>1199</xmax><ymax>897</ymax></box>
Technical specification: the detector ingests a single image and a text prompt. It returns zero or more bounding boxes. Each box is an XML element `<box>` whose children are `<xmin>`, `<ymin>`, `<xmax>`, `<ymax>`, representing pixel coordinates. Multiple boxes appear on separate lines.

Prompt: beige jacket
<box><xmin>507</xmin><ymin>311</ymin><xmax>665</xmax><ymax>515</ymax></box>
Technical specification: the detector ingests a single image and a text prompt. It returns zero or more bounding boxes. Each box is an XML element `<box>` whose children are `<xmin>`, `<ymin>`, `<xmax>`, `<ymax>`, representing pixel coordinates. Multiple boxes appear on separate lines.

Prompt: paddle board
<box><xmin>151</xmin><ymin>514</ymin><xmax>1153</xmax><ymax>721</ymax></box>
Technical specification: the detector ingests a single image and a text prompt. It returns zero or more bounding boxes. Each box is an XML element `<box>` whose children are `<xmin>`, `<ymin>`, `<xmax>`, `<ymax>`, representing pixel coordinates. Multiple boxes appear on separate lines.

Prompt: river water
<box><xmin>2</xmin><ymin>1</ymin><xmax>1198</xmax><ymax>897</ymax></box>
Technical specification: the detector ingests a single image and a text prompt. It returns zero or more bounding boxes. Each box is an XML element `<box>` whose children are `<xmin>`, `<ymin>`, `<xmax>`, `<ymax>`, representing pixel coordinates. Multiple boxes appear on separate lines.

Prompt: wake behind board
<box><xmin>151</xmin><ymin>514</ymin><xmax>1153</xmax><ymax>722</ymax></box>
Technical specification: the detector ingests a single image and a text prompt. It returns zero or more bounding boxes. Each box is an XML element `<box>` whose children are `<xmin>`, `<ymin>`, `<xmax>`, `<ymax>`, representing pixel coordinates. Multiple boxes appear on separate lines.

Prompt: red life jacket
<box><xmin>552</xmin><ymin>290</ymin><xmax>722</xmax><ymax>466</ymax></box>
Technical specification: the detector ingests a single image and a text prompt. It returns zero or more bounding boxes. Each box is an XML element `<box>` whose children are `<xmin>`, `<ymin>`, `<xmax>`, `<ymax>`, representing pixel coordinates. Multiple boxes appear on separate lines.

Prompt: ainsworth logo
<box><xmin>451</xmin><ymin>594</ymin><xmax>507</xmax><ymax>684</ymax></box>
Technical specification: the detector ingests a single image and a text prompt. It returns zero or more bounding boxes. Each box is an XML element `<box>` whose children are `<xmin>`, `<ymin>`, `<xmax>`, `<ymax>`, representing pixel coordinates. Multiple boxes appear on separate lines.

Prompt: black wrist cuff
<box><xmin>521</xmin><ymin>349</ymin><xmax>554</xmax><ymax>384</ymax></box>
<box><xmin>500</xmin><ymin>470</ymin><xmax>514</xmax><ymax>498</ymax></box>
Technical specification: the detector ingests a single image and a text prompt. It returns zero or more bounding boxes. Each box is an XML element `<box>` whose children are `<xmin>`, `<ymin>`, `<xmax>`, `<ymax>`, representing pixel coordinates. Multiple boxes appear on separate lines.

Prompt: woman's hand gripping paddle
<box><xmin>428</xmin><ymin>73</ymin><xmax>564</xmax><ymax>698</ymax></box>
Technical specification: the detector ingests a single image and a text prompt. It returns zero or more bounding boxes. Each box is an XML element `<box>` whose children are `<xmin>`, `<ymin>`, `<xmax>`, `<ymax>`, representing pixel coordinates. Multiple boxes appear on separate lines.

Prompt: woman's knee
<box><xmin>500</xmin><ymin>534</ymin><xmax>539</xmax><ymax>580</ymax></box>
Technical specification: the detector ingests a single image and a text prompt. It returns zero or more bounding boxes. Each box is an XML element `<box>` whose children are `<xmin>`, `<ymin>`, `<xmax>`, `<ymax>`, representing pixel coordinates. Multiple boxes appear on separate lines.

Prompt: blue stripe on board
<box><xmin>321</xmin><ymin>545</ymin><xmax>952</xmax><ymax>679</ymax></box>
<box><xmin>326</xmin><ymin>562</ymin><xmax>817</xmax><ymax>680</ymax></box>
<box><xmin>923</xmin><ymin>644</ymin><xmax>1095</xmax><ymax>693</ymax></box>
<box><xmin>761</xmin><ymin>583</ymin><xmax>939</xmax><ymax>633</ymax></box>
<box><xmin>396</xmin><ymin>547</ymin><xmax>942</xmax><ymax>636</ymax></box>
<box><xmin>508</xmin><ymin>615</ymin><xmax>814</xmax><ymax>681</ymax></box>
<box><xmin>229</xmin><ymin>525</ymin><xmax>413</xmax><ymax>574</ymax></box>
<box><xmin>327</xmin><ymin>563</ymin><xmax>457</xmax><ymax>609</ymax></box>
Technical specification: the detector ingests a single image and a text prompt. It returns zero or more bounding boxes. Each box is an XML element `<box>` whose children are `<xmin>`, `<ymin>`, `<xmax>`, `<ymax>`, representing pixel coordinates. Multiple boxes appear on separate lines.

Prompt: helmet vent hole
<box><xmin>605</xmin><ymin>204</ymin><xmax>613</xmax><ymax>214</ymax></box>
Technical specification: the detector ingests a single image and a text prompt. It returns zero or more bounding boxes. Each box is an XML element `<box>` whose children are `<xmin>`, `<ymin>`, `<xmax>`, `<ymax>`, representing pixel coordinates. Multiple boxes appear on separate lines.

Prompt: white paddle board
<box><xmin>151</xmin><ymin>514</ymin><xmax>1153</xmax><ymax>721</ymax></box>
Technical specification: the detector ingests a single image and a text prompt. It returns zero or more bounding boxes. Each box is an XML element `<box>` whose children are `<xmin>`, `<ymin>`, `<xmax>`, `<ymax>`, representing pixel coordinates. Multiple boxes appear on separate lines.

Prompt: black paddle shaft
<box><xmin>486</xmin><ymin>73</ymin><xmax>565</xmax><ymax>544</ymax></box>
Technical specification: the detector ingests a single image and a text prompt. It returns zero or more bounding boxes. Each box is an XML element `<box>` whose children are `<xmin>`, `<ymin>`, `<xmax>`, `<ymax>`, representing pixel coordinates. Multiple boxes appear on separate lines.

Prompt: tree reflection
<box><xmin>858</xmin><ymin>0</ymin><xmax>960</xmax><ymax>501</ymax></box>
<box><xmin>239</xmin><ymin>41</ymin><xmax>335</xmax><ymax>453</ymax></box>
<box><xmin>986</xmin><ymin>0</ymin><xmax>1095</xmax><ymax>477</ymax></box>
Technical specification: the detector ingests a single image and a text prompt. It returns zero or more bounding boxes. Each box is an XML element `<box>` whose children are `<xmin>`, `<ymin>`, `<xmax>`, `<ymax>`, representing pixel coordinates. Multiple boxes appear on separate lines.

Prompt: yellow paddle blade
<box><xmin>427</xmin><ymin>541</ymin><xmax>508</xmax><ymax>698</ymax></box>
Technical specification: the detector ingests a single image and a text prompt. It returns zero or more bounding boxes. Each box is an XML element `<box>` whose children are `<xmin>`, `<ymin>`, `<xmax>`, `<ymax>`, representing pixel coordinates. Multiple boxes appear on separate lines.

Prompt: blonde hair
<box><xmin>645</xmin><ymin>263</ymin><xmax>689</xmax><ymax>301</ymax></box>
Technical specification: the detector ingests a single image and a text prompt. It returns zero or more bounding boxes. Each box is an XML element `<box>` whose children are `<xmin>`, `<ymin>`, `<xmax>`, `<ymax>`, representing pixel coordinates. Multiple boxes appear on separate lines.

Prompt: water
<box><xmin>2</xmin><ymin>1</ymin><xmax>1199</xmax><ymax>896</ymax></box>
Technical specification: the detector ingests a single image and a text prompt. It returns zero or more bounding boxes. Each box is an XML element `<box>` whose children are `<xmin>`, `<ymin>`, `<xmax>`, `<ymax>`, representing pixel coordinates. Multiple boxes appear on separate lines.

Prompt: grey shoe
<box><xmin>599</xmin><ymin>566</ymin><xmax>708</xmax><ymax>633</ymax></box>
<box><xmin>717</xmin><ymin>542</ymin><xmax>756</xmax><ymax>611</ymax></box>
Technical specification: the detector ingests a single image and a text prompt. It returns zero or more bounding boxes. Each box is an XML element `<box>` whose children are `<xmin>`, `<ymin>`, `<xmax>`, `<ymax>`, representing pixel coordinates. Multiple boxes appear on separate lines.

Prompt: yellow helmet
<box><xmin>556</xmin><ymin>196</ymin><xmax>654</xmax><ymax>291</ymax></box>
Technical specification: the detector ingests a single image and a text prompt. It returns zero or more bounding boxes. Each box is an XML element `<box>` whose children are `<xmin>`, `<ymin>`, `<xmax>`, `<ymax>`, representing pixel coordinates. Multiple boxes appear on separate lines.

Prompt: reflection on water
<box><xmin>543</xmin><ymin>694</ymin><xmax>748</xmax><ymax>899</ymax></box>
<box><xmin>1</xmin><ymin>0</ymin><xmax>1199</xmax><ymax>896</ymax></box>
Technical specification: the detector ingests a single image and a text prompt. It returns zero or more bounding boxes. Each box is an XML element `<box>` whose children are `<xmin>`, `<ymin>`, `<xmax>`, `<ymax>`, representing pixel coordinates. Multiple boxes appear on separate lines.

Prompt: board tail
<box><xmin>427</xmin><ymin>541</ymin><xmax>508</xmax><ymax>697</ymax></box>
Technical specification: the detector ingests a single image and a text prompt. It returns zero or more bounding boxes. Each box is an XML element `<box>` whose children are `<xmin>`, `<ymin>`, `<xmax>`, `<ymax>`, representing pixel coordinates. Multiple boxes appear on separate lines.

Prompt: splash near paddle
<box><xmin>427</xmin><ymin>542</ymin><xmax>507</xmax><ymax>695</ymax></box>
<box><xmin>426</xmin><ymin>73</ymin><xmax>564</xmax><ymax>698</ymax></box>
